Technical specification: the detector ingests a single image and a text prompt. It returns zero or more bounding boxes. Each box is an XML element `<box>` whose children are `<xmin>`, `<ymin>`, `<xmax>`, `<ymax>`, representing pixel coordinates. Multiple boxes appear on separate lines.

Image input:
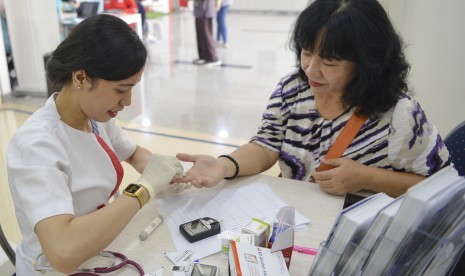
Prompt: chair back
<box><xmin>444</xmin><ymin>120</ymin><xmax>465</xmax><ymax>275</ymax></box>
<box><xmin>444</xmin><ymin>120</ymin><xmax>465</xmax><ymax>176</ymax></box>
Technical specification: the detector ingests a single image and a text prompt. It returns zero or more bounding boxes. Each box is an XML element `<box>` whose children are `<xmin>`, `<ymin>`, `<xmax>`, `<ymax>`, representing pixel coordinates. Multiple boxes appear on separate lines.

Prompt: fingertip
<box><xmin>176</xmin><ymin>153</ymin><xmax>189</xmax><ymax>160</ymax></box>
<box><xmin>172</xmin><ymin>176</ymin><xmax>185</xmax><ymax>183</ymax></box>
<box><xmin>191</xmin><ymin>179</ymin><xmax>202</xmax><ymax>188</ymax></box>
<box><xmin>175</xmin><ymin>167</ymin><xmax>184</xmax><ymax>175</ymax></box>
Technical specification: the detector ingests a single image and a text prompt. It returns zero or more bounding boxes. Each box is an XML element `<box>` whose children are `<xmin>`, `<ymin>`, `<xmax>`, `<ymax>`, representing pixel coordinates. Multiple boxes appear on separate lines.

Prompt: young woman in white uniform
<box><xmin>7</xmin><ymin>14</ymin><xmax>185</xmax><ymax>275</ymax></box>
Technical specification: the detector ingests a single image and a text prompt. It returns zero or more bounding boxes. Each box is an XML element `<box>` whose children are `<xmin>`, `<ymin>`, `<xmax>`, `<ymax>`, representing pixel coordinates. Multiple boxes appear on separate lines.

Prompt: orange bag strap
<box><xmin>316</xmin><ymin>111</ymin><xmax>368</xmax><ymax>172</ymax></box>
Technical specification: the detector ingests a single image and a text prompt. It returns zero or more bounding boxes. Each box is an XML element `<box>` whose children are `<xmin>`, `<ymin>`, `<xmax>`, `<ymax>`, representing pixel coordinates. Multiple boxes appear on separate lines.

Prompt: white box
<box><xmin>241</xmin><ymin>218</ymin><xmax>270</xmax><ymax>248</ymax></box>
<box><xmin>229</xmin><ymin>241</ymin><xmax>290</xmax><ymax>276</ymax></box>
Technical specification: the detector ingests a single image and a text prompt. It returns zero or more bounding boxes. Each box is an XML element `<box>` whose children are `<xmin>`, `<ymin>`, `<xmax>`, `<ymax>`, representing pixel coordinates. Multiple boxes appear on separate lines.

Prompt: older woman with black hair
<box><xmin>175</xmin><ymin>0</ymin><xmax>452</xmax><ymax>197</ymax></box>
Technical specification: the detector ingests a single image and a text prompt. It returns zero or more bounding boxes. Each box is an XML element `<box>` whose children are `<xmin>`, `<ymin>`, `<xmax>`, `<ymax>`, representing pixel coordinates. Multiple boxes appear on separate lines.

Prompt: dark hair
<box><xmin>46</xmin><ymin>14</ymin><xmax>147</xmax><ymax>91</ymax></box>
<box><xmin>290</xmin><ymin>0</ymin><xmax>410</xmax><ymax>119</ymax></box>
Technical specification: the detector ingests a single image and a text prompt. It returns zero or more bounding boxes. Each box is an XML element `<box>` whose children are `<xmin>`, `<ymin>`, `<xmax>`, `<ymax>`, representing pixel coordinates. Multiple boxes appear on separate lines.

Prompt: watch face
<box><xmin>126</xmin><ymin>184</ymin><xmax>140</xmax><ymax>193</ymax></box>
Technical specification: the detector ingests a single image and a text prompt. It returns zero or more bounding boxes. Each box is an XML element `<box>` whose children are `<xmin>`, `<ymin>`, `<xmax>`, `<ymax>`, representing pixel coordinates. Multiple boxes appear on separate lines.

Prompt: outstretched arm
<box><xmin>175</xmin><ymin>142</ymin><xmax>279</xmax><ymax>187</ymax></box>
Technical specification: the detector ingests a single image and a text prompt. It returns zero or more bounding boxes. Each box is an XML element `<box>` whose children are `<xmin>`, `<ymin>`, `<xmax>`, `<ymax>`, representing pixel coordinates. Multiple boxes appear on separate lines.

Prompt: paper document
<box><xmin>157</xmin><ymin>183</ymin><xmax>310</xmax><ymax>260</ymax></box>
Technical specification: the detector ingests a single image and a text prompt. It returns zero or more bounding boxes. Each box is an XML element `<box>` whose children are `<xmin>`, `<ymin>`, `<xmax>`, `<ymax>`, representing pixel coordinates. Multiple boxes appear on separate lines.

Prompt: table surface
<box><xmin>107</xmin><ymin>174</ymin><xmax>344</xmax><ymax>276</ymax></box>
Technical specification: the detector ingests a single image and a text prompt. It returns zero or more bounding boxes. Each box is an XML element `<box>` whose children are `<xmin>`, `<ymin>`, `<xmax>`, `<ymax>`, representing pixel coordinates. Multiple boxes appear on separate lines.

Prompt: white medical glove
<box><xmin>134</xmin><ymin>153</ymin><xmax>185</xmax><ymax>200</ymax></box>
<box><xmin>166</xmin><ymin>182</ymin><xmax>192</xmax><ymax>194</ymax></box>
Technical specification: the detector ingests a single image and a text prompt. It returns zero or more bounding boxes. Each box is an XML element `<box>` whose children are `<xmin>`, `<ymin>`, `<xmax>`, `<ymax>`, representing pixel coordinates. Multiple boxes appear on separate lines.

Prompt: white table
<box><xmin>107</xmin><ymin>174</ymin><xmax>344</xmax><ymax>275</ymax></box>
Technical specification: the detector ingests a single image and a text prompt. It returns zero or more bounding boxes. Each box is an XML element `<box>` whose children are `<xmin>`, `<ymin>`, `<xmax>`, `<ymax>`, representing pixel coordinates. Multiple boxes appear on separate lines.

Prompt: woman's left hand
<box><xmin>311</xmin><ymin>158</ymin><xmax>366</xmax><ymax>196</ymax></box>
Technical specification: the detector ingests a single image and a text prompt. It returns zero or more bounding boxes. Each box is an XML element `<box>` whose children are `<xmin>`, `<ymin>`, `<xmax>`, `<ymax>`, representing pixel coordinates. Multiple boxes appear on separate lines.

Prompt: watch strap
<box><xmin>123</xmin><ymin>183</ymin><xmax>149</xmax><ymax>208</ymax></box>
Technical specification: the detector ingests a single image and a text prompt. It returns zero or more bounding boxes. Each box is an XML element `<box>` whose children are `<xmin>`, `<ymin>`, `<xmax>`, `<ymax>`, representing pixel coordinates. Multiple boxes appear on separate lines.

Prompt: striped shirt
<box><xmin>251</xmin><ymin>70</ymin><xmax>451</xmax><ymax>181</ymax></box>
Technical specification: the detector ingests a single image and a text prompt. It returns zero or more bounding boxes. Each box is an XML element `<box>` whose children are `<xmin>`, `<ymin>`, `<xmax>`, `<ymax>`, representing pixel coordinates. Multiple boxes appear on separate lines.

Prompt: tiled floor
<box><xmin>0</xmin><ymin>11</ymin><xmax>292</xmax><ymax>265</ymax></box>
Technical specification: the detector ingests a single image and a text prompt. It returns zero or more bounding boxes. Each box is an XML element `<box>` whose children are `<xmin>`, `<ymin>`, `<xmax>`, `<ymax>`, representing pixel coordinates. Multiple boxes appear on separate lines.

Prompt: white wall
<box><xmin>4</xmin><ymin>0</ymin><xmax>60</xmax><ymax>95</ymax></box>
<box><xmin>381</xmin><ymin>0</ymin><xmax>465</xmax><ymax>136</ymax></box>
<box><xmin>232</xmin><ymin>0</ymin><xmax>309</xmax><ymax>13</ymax></box>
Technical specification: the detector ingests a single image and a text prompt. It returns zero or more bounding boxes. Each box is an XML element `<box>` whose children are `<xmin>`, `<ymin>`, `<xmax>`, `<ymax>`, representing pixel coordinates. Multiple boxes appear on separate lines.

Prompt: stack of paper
<box><xmin>422</xmin><ymin>220</ymin><xmax>465</xmax><ymax>275</ymax></box>
<box><xmin>339</xmin><ymin>196</ymin><xmax>404</xmax><ymax>275</ymax></box>
<box><xmin>308</xmin><ymin>167</ymin><xmax>465</xmax><ymax>276</ymax></box>
<box><xmin>309</xmin><ymin>193</ymin><xmax>394</xmax><ymax>275</ymax></box>
<box><xmin>362</xmin><ymin>167</ymin><xmax>465</xmax><ymax>275</ymax></box>
<box><xmin>401</xmin><ymin>190</ymin><xmax>465</xmax><ymax>275</ymax></box>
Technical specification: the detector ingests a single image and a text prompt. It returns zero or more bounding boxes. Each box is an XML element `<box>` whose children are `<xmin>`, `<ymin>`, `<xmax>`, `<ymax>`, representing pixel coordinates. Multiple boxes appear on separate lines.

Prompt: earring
<box><xmin>77</xmin><ymin>86</ymin><xmax>81</xmax><ymax>89</ymax></box>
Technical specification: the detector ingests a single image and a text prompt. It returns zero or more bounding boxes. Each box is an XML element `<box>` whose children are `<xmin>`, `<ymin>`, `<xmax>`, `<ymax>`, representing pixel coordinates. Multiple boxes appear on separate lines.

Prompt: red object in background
<box><xmin>179</xmin><ymin>0</ymin><xmax>188</xmax><ymax>7</ymax></box>
<box><xmin>281</xmin><ymin>246</ymin><xmax>294</xmax><ymax>269</ymax></box>
<box><xmin>104</xmin><ymin>0</ymin><xmax>138</xmax><ymax>13</ymax></box>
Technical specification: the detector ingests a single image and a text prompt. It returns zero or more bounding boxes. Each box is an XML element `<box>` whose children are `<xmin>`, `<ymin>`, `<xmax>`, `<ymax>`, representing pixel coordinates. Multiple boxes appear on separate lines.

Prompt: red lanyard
<box><xmin>94</xmin><ymin>134</ymin><xmax>124</xmax><ymax>200</ymax></box>
<box><xmin>90</xmin><ymin>120</ymin><xmax>124</xmax><ymax>209</ymax></box>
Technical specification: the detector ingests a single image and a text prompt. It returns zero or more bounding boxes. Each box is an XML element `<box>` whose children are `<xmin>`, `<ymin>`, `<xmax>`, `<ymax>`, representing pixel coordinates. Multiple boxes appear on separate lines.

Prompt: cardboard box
<box><xmin>229</xmin><ymin>240</ymin><xmax>290</xmax><ymax>276</ymax></box>
<box><xmin>268</xmin><ymin>206</ymin><xmax>296</xmax><ymax>269</ymax></box>
<box><xmin>269</xmin><ymin>227</ymin><xmax>294</xmax><ymax>269</ymax></box>
<box><xmin>241</xmin><ymin>218</ymin><xmax>270</xmax><ymax>248</ymax></box>
<box><xmin>219</xmin><ymin>231</ymin><xmax>255</xmax><ymax>259</ymax></box>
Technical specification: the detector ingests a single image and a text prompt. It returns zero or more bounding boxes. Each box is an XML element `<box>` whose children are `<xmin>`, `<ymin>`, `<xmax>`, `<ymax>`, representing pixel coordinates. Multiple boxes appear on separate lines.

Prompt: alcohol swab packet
<box><xmin>164</xmin><ymin>249</ymin><xmax>195</xmax><ymax>265</ymax></box>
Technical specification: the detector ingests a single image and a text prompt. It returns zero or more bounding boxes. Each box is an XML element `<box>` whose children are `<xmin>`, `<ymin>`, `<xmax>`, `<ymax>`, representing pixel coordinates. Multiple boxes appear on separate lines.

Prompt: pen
<box><xmin>139</xmin><ymin>214</ymin><xmax>163</xmax><ymax>241</ymax></box>
<box><xmin>194</xmin><ymin>260</ymin><xmax>205</xmax><ymax>276</ymax></box>
<box><xmin>293</xmin><ymin>245</ymin><xmax>318</xmax><ymax>255</ymax></box>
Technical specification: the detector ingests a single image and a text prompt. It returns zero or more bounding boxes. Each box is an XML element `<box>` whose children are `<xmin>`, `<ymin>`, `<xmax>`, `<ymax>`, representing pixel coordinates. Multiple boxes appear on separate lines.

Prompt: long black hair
<box><xmin>47</xmin><ymin>14</ymin><xmax>147</xmax><ymax>91</ymax></box>
<box><xmin>290</xmin><ymin>0</ymin><xmax>410</xmax><ymax>119</ymax></box>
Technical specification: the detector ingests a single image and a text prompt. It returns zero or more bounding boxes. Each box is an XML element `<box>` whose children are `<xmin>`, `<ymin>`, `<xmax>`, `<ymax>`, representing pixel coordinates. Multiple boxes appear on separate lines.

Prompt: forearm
<box><xmin>36</xmin><ymin>194</ymin><xmax>140</xmax><ymax>273</ymax></box>
<box><xmin>126</xmin><ymin>145</ymin><xmax>152</xmax><ymax>173</ymax></box>
<box><xmin>359</xmin><ymin>166</ymin><xmax>426</xmax><ymax>197</ymax></box>
<box><xmin>223</xmin><ymin>142</ymin><xmax>279</xmax><ymax>178</ymax></box>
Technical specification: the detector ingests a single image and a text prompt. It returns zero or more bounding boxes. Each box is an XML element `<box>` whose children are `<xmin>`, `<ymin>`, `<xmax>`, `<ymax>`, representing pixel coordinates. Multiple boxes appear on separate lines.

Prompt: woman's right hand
<box><xmin>135</xmin><ymin>153</ymin><xmax>185</xmax><ymax>199</ymax></box>
<box><xmin>174</xmin><ymin>153</ymin><xmax>228</xmax><ymax>187</ymax></box>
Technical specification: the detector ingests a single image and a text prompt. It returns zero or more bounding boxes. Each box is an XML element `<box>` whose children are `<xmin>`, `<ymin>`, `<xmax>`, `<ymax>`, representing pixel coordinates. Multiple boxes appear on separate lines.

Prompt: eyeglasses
<box><xmin>33</xmin><ymin>251</ymin><xmax>145</xmax><ymax>275</ymax></box>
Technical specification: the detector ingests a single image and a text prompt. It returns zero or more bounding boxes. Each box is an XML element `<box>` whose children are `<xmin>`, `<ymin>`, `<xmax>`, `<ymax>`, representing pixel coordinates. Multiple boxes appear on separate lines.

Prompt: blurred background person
<box><xmin>135</xmin><ymin>0</ymin><xmax>157</xmax><ymax>42</ymax></box>
<box><xmin>192</xmin><ymin>0</ymin><xmax>221</xmax><ymax>66</ymax></box>
<box><xmin>216</xmin><ymin>0</ymin><xmax>232</xmax><ymax>48</ymax></box>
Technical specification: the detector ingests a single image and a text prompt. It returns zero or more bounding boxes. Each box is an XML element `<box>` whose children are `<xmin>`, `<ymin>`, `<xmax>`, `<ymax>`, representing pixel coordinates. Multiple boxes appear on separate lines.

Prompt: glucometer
<box><xmin>179</xmin><ymin>217</ymin><xmax>221</xmax><ymax>243</ymax></box>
